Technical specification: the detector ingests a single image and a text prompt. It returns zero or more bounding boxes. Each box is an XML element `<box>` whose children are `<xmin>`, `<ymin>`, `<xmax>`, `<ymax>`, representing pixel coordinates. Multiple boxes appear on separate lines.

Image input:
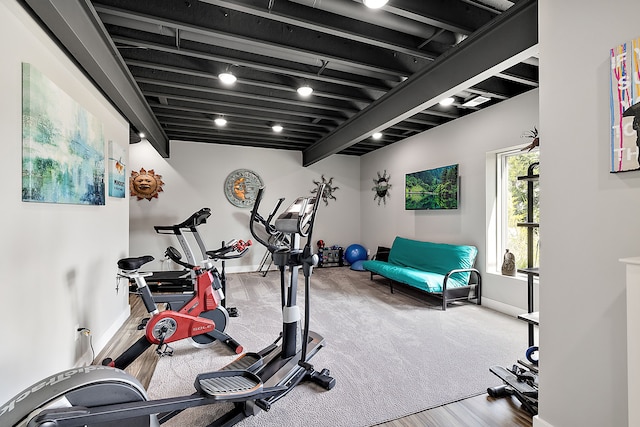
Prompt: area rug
<box><xmin>147</xmin><ymin>267</ymin><xmax>527</xmax><ymax>426</ymax></box>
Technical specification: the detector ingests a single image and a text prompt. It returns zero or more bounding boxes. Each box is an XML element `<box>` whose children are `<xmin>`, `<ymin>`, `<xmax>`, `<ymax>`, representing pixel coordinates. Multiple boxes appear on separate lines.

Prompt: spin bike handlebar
<box><xmin>206</xmin><ymin>239</ymin><xmax>252</xmax><ymax>260</ymax></box>
<box><xmin>165</xmin><ymin>239</ymin><xmax>251</xmax><ymax>270</ymax></box>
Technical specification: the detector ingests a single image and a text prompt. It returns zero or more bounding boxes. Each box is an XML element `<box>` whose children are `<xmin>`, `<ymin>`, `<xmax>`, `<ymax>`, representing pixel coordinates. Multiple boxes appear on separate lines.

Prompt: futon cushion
<box><xmin>362</xmin><ymin>237</ymin><xmax>478</xmax><ymax>292</ymax></box>
<box><xmin>389</xmin><ymin>237</ymin><xmax>476</xmax><ymax>281</ymax></box>
<box><xmin>362</xmin><ymin>260</ymin><xmax>447</xmax><ymax>293</ymax></box>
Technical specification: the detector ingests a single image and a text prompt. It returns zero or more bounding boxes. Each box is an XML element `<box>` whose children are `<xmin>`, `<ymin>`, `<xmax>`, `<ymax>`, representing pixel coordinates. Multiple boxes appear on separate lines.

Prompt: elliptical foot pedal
<box><xmin>220</xmin><ymin>352</ymin><xmax>263</xmax><ymax>372</ymax></box>
<box><xmin>195</xmin><ymin>370</ymin><xmax>262</xmax><ymax>400</ymax></box>
<box><xmin>489</xmin><ymin>365</ymin><xmax>537</xmax><ymax>397</ymax></box>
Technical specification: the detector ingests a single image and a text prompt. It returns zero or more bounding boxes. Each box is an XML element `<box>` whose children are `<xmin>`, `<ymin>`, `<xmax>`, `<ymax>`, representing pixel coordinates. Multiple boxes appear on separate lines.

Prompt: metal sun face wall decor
<box><xmin>224</xmin><ymin>169</ymin><xmax>264</xmax><ymax>208</ymax></box>
<box><xmin>130</xmin><ymin>168</ymin><xmax>164</xmax><ymax>201</ymax></box>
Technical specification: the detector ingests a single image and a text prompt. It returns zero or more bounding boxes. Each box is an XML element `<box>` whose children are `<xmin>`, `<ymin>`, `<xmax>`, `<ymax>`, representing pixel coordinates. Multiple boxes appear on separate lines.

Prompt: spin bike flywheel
<box><xmin>189</xmin><ymin>306</ymin><xmax>230</xmax><ymax>348</ymax></box>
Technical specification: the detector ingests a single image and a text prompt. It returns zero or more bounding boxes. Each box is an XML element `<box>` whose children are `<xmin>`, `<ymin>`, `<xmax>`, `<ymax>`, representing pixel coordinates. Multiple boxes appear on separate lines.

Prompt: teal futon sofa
<box><xmin>362</xmin><ymin>236</ymin><xmax>481</xmax><ymax>310</ymax></box>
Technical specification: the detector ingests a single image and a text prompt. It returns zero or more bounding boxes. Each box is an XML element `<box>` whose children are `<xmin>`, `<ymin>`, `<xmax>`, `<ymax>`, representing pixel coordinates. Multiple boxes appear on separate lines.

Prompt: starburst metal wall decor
<box><xmin>311</xmin><ymin>175</ymin><xmax>339</xmax><ymax>206</ymax></box>
<box><xmin>372</xmin><ymin>170</ymin><xmax>392</xmax><ymax>205</ymax></box>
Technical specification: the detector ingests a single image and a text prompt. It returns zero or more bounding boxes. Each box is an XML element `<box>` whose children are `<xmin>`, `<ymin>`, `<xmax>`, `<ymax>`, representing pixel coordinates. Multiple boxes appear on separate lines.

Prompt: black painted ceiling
<box><xmin>21</xmin><ymin>0</ymin><xmax>538</xmax><ymax>165</ymax></box>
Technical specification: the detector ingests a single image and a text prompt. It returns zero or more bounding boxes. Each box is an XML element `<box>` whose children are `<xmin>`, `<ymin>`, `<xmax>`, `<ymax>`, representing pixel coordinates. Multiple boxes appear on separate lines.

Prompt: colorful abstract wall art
<box><xmin>22</xmin><ymin>63</ymin><xmax>105</xmax><ymax>204</ymax></box>
<box><xmin>610</xmin><ymin>38</ymin><xmax>640</xmax><ymax>173</ymax></box>
<box><xmin>108</xmin><ymin>140</ymin><xmax>126</xmax><ymax>198</ymax></box>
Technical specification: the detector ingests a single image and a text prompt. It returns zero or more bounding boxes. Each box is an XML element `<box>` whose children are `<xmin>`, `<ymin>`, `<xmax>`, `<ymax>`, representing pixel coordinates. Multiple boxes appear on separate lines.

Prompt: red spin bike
<box><xmin>102</xmin><ymin>239</ymin><xmax>251</xmax><ymax>370</ymax></box>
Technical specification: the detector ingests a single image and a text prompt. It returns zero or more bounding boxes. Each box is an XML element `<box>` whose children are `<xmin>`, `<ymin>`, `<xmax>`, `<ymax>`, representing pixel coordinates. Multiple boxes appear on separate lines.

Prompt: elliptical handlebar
<box><xmin>301</xmin><ymin>183</ymin><xmax>324</xmax><ymax>243</ymax></box>
<box><xmin>250</xmin><ymin>185</ymin><xmax>325</xmax><ymax>252</ymax></box>
<box><xmin>265</xmin><ymin>198</ymin><xmax>285</xmax><ymax>233</ymax></box>
<box><xmin>250</xmin><ymin>187</ymin><xmax>283</xmax><ymax>253</ymax></box>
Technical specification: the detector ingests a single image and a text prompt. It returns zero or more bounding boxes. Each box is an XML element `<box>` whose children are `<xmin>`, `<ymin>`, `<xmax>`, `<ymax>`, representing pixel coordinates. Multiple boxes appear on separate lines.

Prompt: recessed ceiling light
<box><xmin>138</xmin><ymin>132</ymin><xmax>145</xmax><ymax>138</ymax></box>
<box><xmin>297</xmin><ymin>85</ymin><xmax>313</xmax><ymax>97</ymax></box>
<box><xmin>439</xmin><ymin>97</ymin><xmax>455</xmax><ymax>106</ymax></box>
<box><xmin>363</xmin><ymin>0</ymin><xmax>388</xmax><ymax>8</ymax></box>
<box><xmin>214</xmin><ymin>117</ymin><xmax>227</xmax><ymax>127</ymax></box>
<box><xmin>218</xmin><ymin>72</ymin><xmax>237</xmax><ymax>85</ymax></box>
<box><xmin>272</xmin><ymin>124</ymin><xmax>283</xmax><ymax>132</ymax></box>
<box><xmin>462</xmin><ymin>96</ymin><xmax>491</xmax><ymax>107</ymax></box>
<box><xmin>372</xmin><ymin>132</ymin><xmax>383</xmax><ymax>140</ymax></box>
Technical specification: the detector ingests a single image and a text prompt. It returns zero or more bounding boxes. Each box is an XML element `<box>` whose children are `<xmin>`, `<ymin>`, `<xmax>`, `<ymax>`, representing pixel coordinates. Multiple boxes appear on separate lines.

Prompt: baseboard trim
<box><xmin>480</xmin><ymin>297</ymin><xmax>526</xmax><ymax>318</ymax></box>
<box><xmin>97</xmin><ymin>307</ymin><xmax>131</xmax><ymax>352</ymax></box>
<box><xmin>74</xmin><ymin>307</ymin><xmax>130</xmax><ymax>367</ymax></box>
<box><xmin>533</xmin><ymin>415</ymin><xmax>553</xmax><ymax>427</ymax></box>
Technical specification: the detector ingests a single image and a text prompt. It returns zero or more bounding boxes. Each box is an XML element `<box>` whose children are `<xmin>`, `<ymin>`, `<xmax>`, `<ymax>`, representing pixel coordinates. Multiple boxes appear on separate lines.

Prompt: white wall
<box><xmin>5</xmin><ymin>1</ymin><xmax>636</xmax><ymax>425</ymax></box>
<box><xmin>360</xmin><ymin>89</ymin><xmax>540</xmax><ymax>313</ymax></box>
<box><xmin>0</xmin><ymin>1</ymin><xmax>130</xmax><ymax>404</ymax></box>
<box><xmin>538</xmin><ymin>1</ymin><xmax>640</xmax><ymax>426</ymax></box>
<box><xmin>129</xmin><ymin>140</ymin><xmax>361</xmax><ymax>273</ymax></box>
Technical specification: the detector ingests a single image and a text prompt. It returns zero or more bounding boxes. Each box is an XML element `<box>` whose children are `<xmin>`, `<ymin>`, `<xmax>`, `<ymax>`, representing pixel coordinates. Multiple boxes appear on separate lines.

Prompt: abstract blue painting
<box><xmin>22</xmin><ymin>63</ymin><xmax>105</xmax><ymax>205</ymax></box>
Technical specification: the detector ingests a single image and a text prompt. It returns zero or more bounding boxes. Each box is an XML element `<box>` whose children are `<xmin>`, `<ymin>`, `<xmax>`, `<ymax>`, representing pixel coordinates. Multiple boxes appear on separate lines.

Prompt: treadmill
<box><xmin>141</xmin><ymin>208</ymin><xmax>212</xmax><ymax>293</ymax></box>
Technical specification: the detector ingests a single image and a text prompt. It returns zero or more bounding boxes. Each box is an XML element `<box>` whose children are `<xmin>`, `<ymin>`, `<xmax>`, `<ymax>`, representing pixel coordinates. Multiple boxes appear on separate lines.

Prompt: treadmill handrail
<box><xmin>154</xmin><ymin>208</ymin><xmax>211</xmax><ymax>234</ymax></box>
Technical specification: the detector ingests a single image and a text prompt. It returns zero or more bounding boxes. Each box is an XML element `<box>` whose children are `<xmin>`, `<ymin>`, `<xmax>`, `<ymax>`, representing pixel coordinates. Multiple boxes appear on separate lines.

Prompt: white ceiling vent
<box><xmin>462</xmin><ymin>96</ymin><xmax>491</xmax><ymax>107</ymax></box>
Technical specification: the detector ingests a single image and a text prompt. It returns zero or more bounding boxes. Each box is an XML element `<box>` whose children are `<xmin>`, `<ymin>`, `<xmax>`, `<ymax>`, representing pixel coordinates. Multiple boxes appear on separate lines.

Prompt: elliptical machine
<box><xmin>0</xmin><ymin>185</ymin><xmax>335</xmax><ymax>427</ymax></box>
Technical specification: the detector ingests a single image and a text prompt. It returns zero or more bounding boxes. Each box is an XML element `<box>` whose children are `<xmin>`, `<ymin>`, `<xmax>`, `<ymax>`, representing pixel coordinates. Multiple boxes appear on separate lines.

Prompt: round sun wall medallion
<box><xmin>130</xmin><ymin>168</ymin><xmax>164</xmax><ymax>201</ymax></box>
<box><xmin>224</xmin><ymin>169</ymin><xmax>264</xmax><ymax>208</ymax></box>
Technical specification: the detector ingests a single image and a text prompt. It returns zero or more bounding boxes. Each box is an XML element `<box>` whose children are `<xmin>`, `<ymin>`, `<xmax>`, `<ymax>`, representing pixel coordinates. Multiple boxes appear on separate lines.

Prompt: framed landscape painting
<box><xmin>405</xmin><ymin>164</ymin><xmax>459</xmax><ymax>210</ymax></box>
<box><xmin>22</xmin><ymin>63</ymin><xmax>105</xmax><ymax>205</ymax></box>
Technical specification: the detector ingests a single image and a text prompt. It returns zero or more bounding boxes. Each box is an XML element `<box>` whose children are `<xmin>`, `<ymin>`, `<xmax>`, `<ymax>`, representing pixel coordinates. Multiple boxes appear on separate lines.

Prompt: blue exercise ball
<box><xmin>350</xmin><ymin>259</ymin><xmax>367</xmax><ymax>271</ymax></box>
<box><xmin>344</xmin><ymin>244</ymin><xmax>367</xmax><ymax>264</ymax></box>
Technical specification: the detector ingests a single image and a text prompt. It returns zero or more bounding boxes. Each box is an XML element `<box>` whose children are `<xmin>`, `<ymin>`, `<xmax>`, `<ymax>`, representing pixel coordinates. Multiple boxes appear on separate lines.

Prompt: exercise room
<box><xmin>1</xmin><ymin>1</ymin><xmax>639</xmax><ymax>427</ymax></box>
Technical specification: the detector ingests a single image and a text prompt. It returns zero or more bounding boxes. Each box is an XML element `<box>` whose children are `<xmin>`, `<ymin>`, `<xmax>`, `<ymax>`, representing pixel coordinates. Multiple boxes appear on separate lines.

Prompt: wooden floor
<box><xmin>93</xmin><ymin>296</ymin><xmax>161</xmax><ymax>388</ymax></box>
<box><xmin>95</xmin><ymin>295</ymin><xmax>533</xmax><ymax>427</ymax></box>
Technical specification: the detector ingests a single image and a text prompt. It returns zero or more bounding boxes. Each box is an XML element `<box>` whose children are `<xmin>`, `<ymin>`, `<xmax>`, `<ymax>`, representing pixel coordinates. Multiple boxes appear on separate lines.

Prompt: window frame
<box><xmin>495</xmin><ymin>147</ymin><xmax>539</xmax><ymax>274</ymax></box>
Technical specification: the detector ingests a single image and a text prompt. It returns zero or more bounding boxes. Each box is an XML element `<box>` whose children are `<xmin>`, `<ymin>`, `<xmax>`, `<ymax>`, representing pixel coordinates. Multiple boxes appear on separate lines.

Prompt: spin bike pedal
<box><xmin>137</xmin><ymin>317</ymin><xmax>149</xmax><ymax>330</ymax></box>
<box><xmin>156</xmin><ymin>343</ymin><xmax>174</xmax><ymax>357</ymax></box>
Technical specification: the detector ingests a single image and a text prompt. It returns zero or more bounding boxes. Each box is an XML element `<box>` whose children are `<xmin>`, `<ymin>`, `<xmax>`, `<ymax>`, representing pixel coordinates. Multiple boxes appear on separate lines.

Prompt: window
<box><xmin>497</xmin><ymin>148</ymin><xmax>539</xmax><ymax>271</ymax></box>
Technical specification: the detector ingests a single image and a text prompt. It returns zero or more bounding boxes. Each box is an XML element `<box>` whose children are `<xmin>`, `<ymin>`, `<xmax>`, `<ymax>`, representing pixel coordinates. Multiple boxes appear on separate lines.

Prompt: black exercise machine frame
<box><xmin>2</xmin><ymin>184</ymin><xmax>334</xmax><ymax>427</ymax></box>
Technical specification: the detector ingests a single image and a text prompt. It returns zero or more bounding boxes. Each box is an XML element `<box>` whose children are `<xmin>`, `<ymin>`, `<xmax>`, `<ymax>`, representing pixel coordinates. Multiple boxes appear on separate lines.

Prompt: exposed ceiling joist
<box><xmin>302</xmin><ymin>0</ymin><xmax>538</xmax><ymax>166</ymax></box>
<box><xmin>19</xmin><ymin>0</ymin><xmax>539</xmax><ymax>164</ymax></box>
<box><xmin>22</xmin><ymin>0</ymin><xmax>169</xmax><ymax>157</ymax></box>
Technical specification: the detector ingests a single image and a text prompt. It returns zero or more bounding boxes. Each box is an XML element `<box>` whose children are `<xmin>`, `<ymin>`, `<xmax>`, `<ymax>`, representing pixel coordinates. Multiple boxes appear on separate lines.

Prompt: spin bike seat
<box><xmin>118</xmin><ymin>255</ymin><xmax>155</xmax><ymax>271</ymax></box>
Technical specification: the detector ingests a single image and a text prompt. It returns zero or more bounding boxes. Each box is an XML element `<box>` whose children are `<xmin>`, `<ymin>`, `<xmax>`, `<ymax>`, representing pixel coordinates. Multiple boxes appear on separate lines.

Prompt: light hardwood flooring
<box><xmin>95</xmin><ymin>295</ymin><xmax>533</xmax><ymax>427</ymax></box>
